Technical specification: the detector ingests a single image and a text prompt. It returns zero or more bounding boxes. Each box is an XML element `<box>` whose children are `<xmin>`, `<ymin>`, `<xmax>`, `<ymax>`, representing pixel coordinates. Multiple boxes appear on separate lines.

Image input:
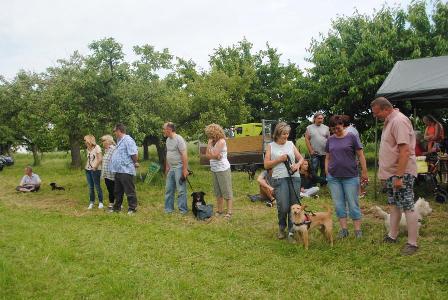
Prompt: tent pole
<box><xmin>374</xmin><ymin>117</ymin><xmax>379</xmax><ymax>202</ymax></box>
<box><xmin>413</xmin><ymin>107</ymin><xmax>417</xmax><ymax>127</ymax></box>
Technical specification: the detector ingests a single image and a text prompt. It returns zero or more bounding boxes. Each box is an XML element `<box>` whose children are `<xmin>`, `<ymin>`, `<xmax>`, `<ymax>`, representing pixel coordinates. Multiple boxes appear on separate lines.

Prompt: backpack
<box><xmin>196</xmin><ymin>204</ymin><xmax>213</xmax><ymax>220</ymax></box>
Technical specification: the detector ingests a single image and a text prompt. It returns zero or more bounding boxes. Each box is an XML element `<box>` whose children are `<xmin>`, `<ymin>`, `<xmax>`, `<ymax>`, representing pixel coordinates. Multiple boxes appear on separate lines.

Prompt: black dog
<box><xmin>243</xmin><ymin>163</ymin><xmax>258</xmax><ymax>181</ymax></box>
<box><xmin>191</xmin><ymin>192</ymin><xmax>206</xmax><ymax>218</ymax></box>
<box><xmin>50</xmin><ymin>182</ymin><xmax>65</xmax><ymax>191</ymax></box>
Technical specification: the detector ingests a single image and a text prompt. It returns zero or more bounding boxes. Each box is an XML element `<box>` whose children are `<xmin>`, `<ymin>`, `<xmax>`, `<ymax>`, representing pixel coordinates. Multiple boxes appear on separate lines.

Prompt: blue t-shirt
<box><xmin>325</xmin><ymin>133</ymin><xmax>362</xmax><ymax>177</ymax></box>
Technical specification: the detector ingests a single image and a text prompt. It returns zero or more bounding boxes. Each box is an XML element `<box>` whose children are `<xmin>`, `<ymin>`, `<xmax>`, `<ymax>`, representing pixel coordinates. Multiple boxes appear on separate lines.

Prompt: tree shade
<box><xmin>376</xmin><ymin>55</ymin><xmax>448</xmax><ymax>107</ymax></box>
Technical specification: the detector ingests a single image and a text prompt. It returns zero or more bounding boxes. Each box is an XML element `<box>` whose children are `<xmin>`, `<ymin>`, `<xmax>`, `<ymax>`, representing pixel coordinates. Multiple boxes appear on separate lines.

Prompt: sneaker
<box><xmin>401</xmin><ymin>243</ymin><xmax>419</xmax><ymax>256</ymax></box>
<box><xmin>338</xmin><ymin>229</ymin><xmax>349</xmax><ymax>238</ymax></box>
<box><xmin>354</xmin><ymin>230</ymin><xmax>363</xmax><ymax>238</ymax></box>
<box><xmin>265</xmin><ymin>201</ymin><xmax>273</xmax><ymax>207</ymax></box>
<box><xmin>108</xmin><ymin>203</ymin><xmax>114</xmax><ymax>209</ymax></box>
<box><xmin>127</xmin><ymin>209</ymin><xmax>136</xmax><ymax>215</ymax></box>
<box><xmin>277</xmin><ymin>229</ymin><xmax>287</xmax><ymax>240</ymax></box>
<box><xmin>383</xmin><ymin>234</ymin><xmax>398</xmax><ymax>243</ymax></box>
<box><xmin>98</xmin><ymin>203</ymin><xmax>104</xmax><ymax>209</ymax></box>
<box><xmin>88</xmin><ymin>203</ymin><xmax>94</xmax><ymax>210</ymax></box>
<box><xmin>108</xmin><ymin>208</ymin><xmax>119</xmax><ymax>213</ymax></box>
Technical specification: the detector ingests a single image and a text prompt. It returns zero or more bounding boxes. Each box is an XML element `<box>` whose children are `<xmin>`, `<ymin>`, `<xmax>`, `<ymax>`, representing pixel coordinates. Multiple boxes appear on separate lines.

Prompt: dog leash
<box><xmin>180</xmin><ymin>169</ymin><xmax>194</xmax><ymax>190</ymax></box>
<box><xmin>284</xmin><ymin>156</ymin><xmax>315</xmax><ymax>216</ymax></box>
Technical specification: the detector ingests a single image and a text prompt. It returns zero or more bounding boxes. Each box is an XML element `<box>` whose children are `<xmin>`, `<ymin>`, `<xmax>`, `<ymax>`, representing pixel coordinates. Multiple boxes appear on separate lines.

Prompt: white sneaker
<box><xmin>88</xmin><ymin>203</ymin><xmax>94</xmax><ymax>210</ymax></box>
<box><xmin>98</xmin><ymin>203</ymin><xmax>104</xmax><ymax>209</ymax></box>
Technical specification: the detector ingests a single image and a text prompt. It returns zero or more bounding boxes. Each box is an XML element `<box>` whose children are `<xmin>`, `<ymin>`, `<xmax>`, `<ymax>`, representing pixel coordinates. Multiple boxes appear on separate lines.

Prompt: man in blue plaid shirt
<box><xmin>109</xmin><ymin>123</ymin><xmax>139</xmax><ymax>214</ymax></box>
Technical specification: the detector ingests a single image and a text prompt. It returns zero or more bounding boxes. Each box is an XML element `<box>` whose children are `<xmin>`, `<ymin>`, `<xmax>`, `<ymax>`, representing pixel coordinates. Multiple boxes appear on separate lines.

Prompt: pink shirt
<box><xmin>378</xmin><ymin>109</ymin><xmax>417</xmax><ymax>180</ymax></box>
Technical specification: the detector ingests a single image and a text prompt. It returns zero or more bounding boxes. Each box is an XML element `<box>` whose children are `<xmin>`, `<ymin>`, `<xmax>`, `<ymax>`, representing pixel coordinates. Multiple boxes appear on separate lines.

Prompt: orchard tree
<box><xmin>6</xmin><ymin>71</ymin><xmax>53</xmax><ymax>165</ymax></box>
<box><xmin>47</xmin><ymin>38</ymin><xmax>128</xmax><ymax>168</ymax></box>
<box><xmin>305</xmin><ymin>0</ymin><xmax>448</xmax><ymax>138</ymax></box>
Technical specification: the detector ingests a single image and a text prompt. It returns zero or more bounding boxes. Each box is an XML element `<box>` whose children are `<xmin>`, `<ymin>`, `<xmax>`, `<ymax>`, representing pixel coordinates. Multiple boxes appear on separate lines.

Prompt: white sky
<box><xmin>0</xmin><ymin>0</ymin><xmax>410</xmax><ymax>80</ymax></box>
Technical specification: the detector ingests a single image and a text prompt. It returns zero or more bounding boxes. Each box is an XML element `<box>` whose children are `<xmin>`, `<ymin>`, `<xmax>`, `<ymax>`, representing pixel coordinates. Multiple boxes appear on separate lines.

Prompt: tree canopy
<box><xmin>1</xmin><ymin>0</ymin><xmax>447</xmax><ymax>167</ymax></box>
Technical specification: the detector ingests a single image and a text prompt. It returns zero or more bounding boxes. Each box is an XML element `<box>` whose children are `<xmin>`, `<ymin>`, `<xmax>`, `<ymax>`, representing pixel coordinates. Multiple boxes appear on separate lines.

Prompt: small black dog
<box><xmin>191</xmin><ymin>192</ymin><xmax>206</xmax><ymax>218</ymax></box>
<box><xmin>244</xmin><ymin>163</ymin><xmax>258</xmax><ymax>180</ymax></box>
<box><xmin>50</xmin><ymin>182</ymin><xmax>65</xmax><ymax>191</ymax></box>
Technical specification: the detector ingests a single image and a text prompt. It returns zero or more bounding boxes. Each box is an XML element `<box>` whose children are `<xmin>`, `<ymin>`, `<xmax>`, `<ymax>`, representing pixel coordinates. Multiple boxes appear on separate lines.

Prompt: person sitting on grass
<box><xmin>299</xmin><ymin>159</ymin><xmax>321</xmax><ymax>198</ymax></box>
<box><xmin>256</xmin><ymin>169</ymin><xmax>276</xmax><ymax>207</ymax></box>
<box><xmin>16</xmin><ymin>166</ymin><xmax>41</xmax><ymax>192</ymax></box>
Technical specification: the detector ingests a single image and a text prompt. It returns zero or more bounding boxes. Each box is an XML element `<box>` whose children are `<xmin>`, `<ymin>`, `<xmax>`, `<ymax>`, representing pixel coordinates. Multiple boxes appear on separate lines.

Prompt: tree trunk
<box><xmin>69</xmin><ymin>134</ymin><xmax>82</xmax><ymax>169</ymax></box>
<box><xmin>143</xmin><ymin>136</ymin><xmax>149</xmax><ymax>161</ymax></box>
<box><xmin>146</xmin><ymin>135</ymin><xmax>165</xmax><ymax>171</ymax></box>
<box><xmin>31</xmin><ymin>143</ymin><xmax>40</xmax><ymax>166</ymax></box>
<box><xmin>155</xmin><ymin>141</ymin><xmax>166</xmax><ymax>171</ymax></box>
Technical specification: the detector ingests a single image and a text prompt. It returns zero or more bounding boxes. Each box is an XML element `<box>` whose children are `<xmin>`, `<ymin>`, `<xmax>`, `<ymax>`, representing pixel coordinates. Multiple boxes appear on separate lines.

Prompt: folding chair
<box><xmin>144</xmin><ymin>162</ymin><xmax>161</xmax><ymax>184</ymax></box>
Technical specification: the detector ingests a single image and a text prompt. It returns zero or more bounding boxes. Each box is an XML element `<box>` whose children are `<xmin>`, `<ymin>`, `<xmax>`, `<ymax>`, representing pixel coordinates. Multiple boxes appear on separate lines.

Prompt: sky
<box><xmin>0</xmin><ymin>0</ymin><xmax>411</xmax><ymax>80</ymax></box>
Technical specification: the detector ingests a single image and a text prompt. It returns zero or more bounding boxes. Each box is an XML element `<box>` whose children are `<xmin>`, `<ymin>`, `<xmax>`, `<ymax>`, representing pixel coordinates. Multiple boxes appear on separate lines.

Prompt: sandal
<box><xmin>224</xmin><ymin>213</ymin><xmax>232</xmax><ymax>220</ymax></box>
<box><xmin>215</xmin><ymin>211</ymin><xmax>224</xmax><ymax>217</ymax></box>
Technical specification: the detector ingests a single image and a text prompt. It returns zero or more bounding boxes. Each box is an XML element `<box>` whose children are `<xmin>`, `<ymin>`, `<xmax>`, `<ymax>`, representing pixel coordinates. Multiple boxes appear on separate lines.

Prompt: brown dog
<box><xmin>290</xmin><ymin>204</ymin><xmax>333</xmax><ymax>250</ymax></box>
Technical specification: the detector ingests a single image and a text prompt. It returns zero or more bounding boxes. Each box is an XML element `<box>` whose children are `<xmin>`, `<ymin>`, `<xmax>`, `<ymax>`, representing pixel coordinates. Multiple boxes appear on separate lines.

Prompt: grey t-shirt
<box><xmin>306</xmin><ymin>124</ymin><xmax>330</xmax><ymax>155</ymax></box>
<box><xmin>166</xmin><ymin>134</ymin><xmax>187</xmax><ymax>167</ymax></box>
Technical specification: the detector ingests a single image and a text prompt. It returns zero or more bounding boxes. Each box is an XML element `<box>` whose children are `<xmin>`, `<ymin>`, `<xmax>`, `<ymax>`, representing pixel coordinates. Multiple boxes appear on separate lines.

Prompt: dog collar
<box><xmin>293</xmin><ymin>214</ymin><xmax>311</xmax><ymax>228</ymax></box>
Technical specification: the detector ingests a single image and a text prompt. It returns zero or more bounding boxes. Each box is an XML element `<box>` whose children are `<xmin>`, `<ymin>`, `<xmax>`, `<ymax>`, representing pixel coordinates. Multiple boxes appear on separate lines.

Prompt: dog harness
<box><xmin>293</xmin><ymin>214</ymin><xmax>311</xmax><ymax>229</ymax></box>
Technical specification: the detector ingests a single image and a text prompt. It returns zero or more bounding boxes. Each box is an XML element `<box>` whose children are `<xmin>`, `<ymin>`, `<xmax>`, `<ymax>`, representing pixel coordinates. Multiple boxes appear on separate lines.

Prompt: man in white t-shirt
<box><xmin>163</xmin><ymin>122</ymin><xmax>189</xmax><ymax>214</ymax></box>
<box><xmin>16</xmin><ymin>166</ymin><xmax>41</xmax><ymax>192</ymax></box>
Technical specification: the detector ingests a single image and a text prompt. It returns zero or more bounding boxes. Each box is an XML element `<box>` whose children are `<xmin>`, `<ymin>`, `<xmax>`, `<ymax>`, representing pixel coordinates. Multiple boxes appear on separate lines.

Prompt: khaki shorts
<box><xmin>212</xmin><ymin>168</ymin><xmax>233</xmax><ymax>199</ymax></box>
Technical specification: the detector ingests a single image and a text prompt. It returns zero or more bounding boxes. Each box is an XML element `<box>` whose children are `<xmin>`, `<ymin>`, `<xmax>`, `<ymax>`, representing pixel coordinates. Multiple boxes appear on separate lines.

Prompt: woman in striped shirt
<box><xmin>101</xmin><ymin>135</ymin><xmax>116</xmax><ymax>209</ymax></box>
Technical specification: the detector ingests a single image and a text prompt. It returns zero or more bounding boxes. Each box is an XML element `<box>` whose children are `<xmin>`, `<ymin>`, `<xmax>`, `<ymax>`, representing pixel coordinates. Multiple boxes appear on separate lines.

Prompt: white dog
<box><xmin>372</xmin><ymin>197</ymin><xmax>432</xmax><ymax>234</ymax></box>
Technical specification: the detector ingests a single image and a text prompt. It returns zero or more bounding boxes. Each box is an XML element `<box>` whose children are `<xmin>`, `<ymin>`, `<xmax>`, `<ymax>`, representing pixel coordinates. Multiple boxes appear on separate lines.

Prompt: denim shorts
<box><xmin>385</xmin><ymin>174</ymin><xmax>415</xmax><ymax>211</ymax></box>
<box><xmin>327</xmin><ymin>175</ymin><xmax>361</xmax><ymax>220</ymax></box>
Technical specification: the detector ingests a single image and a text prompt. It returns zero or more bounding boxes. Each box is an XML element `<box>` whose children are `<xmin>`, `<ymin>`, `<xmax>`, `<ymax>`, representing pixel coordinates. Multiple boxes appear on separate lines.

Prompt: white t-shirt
<box><xmin>20</xmin><ymin>173</ymin><xmax>41</xmax><ymax>186</ymax></box>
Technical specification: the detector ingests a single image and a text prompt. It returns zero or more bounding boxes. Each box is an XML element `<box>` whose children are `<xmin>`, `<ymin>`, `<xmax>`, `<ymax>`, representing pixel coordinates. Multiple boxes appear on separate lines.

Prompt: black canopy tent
<box><xmin>373</xmin><ymin>55</ymin><xmax>448</xmax><ymax>199</ymax></box>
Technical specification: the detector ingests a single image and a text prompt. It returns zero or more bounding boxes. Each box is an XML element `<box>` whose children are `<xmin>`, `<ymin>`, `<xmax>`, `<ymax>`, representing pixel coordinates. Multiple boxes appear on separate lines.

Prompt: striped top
<box><xmin>210</xmin><ymin>139</ymin><xmax>231</xmax><ymax>172</ymax></box>
<box><xmin>101</xmin><ymin>145</ymin><xmax>116</xmax><ymax>180</ymax></box>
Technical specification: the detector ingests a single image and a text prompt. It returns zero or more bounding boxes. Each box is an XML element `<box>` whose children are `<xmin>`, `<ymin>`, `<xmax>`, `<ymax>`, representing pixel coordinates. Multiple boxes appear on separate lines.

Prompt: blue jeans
<box><xmin>85</xmin><ymin>170</ymin><xmax>103</xmax><ymax>204</ymax></box>
<box><xmin>271</xmin><ymin>177</ymin><xmax>301</xmax><ymax>232</ymax></box>
<box><xmin>164</xmin><ymin>165</ymin><xmax>188</xmax><ymax>214</ymax></box>
<box><xmin>327</xmin><ymin>175</ymin><xmax>361</xmax><ymax>220</ymax></box>
<box><xmin>311</xmin><ymin>154</ymin><xmax>326</xmax><ymax>182</ymax></box>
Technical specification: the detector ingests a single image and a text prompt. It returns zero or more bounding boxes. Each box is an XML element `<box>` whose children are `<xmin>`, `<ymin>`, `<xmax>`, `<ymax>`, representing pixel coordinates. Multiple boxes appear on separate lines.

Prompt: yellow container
<box><xmin>416</xmin><ymin>156</ymin><xmax>428</xmax><ymax>174</ymax></box>
<box><xmin>234</xmin><ymin>123</ymin><xmax>262</xmax><ymax>138</ymax></box>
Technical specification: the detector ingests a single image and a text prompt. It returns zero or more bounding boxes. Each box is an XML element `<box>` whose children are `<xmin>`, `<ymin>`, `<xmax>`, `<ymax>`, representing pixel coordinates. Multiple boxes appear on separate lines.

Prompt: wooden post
<box><xmin>374</xmin><ymin>117</ymin><xmax>379</xmax><ymax>201</ymax></box>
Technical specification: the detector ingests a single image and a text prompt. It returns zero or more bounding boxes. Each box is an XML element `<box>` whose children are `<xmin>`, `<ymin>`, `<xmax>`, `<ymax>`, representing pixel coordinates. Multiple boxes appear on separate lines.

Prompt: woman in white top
<box><xmin>205</xmin><ymin>124</ymin><xmax>233</xmax><ymax>219</ymax></box>
<box><xmin>84</xmin><ymin>135</ymin><xmax>103</xmax><ymax>209</ymax></box>
<box><xmin>264</xmin><ymin>122</ymin><xmax>304</xmax><ymax>240</ymax></box>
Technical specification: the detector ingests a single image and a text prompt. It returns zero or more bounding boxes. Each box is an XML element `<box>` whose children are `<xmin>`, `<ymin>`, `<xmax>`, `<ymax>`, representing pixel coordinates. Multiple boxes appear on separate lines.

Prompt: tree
<box><xmin>46</xmin><ymin>38</ymin><xmax>128</xmax><ymax>168</ymax></box>
<box><xmin>305</xmin><ymin>1</ymin><xmax>448</xmax><ymax>138</ymax></box>
<box><xmin>3</xmin><ymin>71</ymin><xmax>54</xmax><ymax>165</ymax></box>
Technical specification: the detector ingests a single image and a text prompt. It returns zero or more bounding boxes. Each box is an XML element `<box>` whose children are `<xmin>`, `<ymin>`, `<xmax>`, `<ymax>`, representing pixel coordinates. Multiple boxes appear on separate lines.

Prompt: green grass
<box><xmin>1</xmin><ymin>146</ymin><xmax>447</xmax><ymax>299</ymax></box>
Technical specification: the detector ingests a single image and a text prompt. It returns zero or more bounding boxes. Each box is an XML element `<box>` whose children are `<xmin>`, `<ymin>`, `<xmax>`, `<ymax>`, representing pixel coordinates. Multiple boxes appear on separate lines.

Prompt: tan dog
<box><xmin>290</xmin><ymin>204</ymin><xmax>334</xmax><ymax>250</ymax></box>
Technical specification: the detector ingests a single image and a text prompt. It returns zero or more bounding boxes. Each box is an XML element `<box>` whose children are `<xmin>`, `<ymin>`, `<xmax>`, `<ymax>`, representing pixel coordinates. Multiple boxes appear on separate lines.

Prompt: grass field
<box><xmin>1</xmin><ymin>146</ymin><xmax>447</xmax><ymax>299</ymax></box>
